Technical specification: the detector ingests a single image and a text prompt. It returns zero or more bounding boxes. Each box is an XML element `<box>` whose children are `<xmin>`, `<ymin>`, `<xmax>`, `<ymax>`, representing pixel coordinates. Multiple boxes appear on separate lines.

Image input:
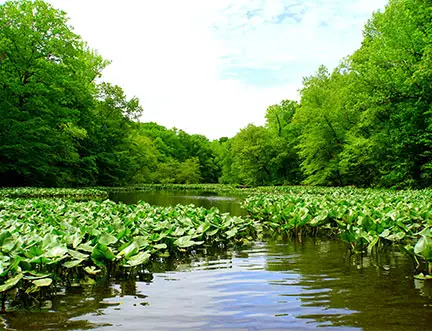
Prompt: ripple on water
<box><xmin>3</xmin><ymin>239</ymin><xmax>432</xmax><ymax>331</ymax></box>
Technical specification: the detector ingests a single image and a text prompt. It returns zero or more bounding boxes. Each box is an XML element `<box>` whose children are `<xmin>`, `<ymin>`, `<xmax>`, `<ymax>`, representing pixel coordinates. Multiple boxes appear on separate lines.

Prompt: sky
<box><xmin>40</xmin><ymin>0</ymin><xmax>388</xmax><ymax>139</ymax></box>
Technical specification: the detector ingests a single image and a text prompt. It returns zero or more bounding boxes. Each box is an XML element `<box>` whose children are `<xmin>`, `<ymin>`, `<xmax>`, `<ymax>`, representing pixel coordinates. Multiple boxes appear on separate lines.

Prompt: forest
<box><xmin>1</xmin><ymin>0</ymin><xmax>432</xmax><ymax>189</ymax></box>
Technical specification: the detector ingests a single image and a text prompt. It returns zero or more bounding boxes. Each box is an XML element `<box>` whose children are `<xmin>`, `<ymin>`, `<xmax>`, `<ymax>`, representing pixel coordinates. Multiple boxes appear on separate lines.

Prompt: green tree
<box><xmin>0</xmin><ymin>0</ymin><xmax>106</xmax><ymax>186</ymax></box>
<box><xmin>136</xmin><ymin>123</ymin><xmax>219</xmax><ymax>184</ymax></box>
<box><xmin>294</xmin><ymin>65</ymin><xmax>354</xmax><ymax>186</ymax></box>
<box><xmin>176</xmin><ymin>158</ymin><xmax>201</xmax><ymax>184</ymax></box>
<box><xmin>344</xmin><ymin>0</ymin><xmax>432</xmax><ymax>188</ymax></box>
<box><xmin>230</xmin><ymin>124</ymin><xmax>277</xmax><ymax>186</ymax></box>
<box><xmin>177</xmin><ymin>132</ymin><xmax>220</xmax><ymax>183</ymax></box>
<box><xmin>265</xmin><ymin>100</ymin><xmax>303</xmax><ymax>184</ymax></box>
<box><xmin>82</xmin><ymin>82</ymin><xmax>144</xmax><ymax>186</ymax></box>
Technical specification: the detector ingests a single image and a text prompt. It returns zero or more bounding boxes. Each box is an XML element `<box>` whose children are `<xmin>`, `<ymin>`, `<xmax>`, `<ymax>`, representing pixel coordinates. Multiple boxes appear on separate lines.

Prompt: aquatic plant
<box><xmin>243</xmin><ymin>188</ymin><xmax>432</xmax><ymax>270</ymax></box>
<box><xmin>0</xmin><ymin>187</ymin><xmax>108</xmax><ymax>200</ymax></box>
<box><xmin>0</xmin><ymin>198</ymin><xmax>258</xmax><ymax>298</ymax></box>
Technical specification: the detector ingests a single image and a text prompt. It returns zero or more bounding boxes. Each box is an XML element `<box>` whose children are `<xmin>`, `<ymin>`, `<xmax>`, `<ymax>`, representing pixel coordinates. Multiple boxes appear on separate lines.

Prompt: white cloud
<box><xmin>45</xmin><ymin>0</ymin><xmax>387</xmax><ymax>139</ymax></box>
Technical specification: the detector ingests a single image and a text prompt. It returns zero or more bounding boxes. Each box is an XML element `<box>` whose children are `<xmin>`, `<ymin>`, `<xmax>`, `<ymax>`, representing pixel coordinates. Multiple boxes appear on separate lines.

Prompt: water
<box><xmin>3</xmin><ymin>239</ymin><xmax>432</xmax><ymax>331</ymax></box>
<box><xmin>109</xmin><ymin>190</ymin><xmax>246</xmax><ymax>216</ymax></box>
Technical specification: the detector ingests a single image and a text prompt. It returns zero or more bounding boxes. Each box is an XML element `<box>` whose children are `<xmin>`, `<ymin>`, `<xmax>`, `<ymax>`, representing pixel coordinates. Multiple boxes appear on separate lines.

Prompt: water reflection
<box><xmin>109</xmin><ymin>190</ymin><xmax>246</xmax><ymax>216</ymax></box>
<box><xmin>2</xmin><ymin>240</ymin><xmax>432</xmax><ymax>331</ymax></box>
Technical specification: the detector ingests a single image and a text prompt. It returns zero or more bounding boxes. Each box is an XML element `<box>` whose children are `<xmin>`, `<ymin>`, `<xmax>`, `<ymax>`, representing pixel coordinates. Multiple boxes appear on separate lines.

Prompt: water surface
<box><xmin>2</xmin><ymin>239</ymin><xmax>431</xmax><ymax>331</ymax></box>
<box><xmin>110</xmin><ymin>190</ymin><xmax>246</xmax><ymax>216</ymax></box>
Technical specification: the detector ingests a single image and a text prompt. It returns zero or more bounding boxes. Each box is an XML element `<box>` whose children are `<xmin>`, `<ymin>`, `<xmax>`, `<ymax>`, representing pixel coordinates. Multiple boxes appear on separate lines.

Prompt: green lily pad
<box><xmin>0</xmin><ymin>273</ymin><xmax>23</xmax><ymax>292</ymax></box>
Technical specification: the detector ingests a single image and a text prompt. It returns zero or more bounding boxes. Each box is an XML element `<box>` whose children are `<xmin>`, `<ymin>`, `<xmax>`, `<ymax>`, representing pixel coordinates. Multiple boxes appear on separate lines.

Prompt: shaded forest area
<box><xmin>1</xmin><ymin>0</ymin><xmax>432</xmax><ymax>188</ymax></box>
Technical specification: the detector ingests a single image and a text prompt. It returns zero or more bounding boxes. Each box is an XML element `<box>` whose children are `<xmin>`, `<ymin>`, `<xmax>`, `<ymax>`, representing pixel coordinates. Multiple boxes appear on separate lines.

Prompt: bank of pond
<box><xmin>0</xmin><ymin>185</ymin><xmax>432</xmax><ymax>329</ymax></box>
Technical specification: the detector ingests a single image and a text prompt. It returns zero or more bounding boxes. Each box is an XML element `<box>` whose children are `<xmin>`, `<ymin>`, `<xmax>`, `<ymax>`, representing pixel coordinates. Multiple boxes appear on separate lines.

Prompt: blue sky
<box><xmin>13</xmin><ymin>0</ymin><xmax>388</xmax><ymax>139</ymax></box>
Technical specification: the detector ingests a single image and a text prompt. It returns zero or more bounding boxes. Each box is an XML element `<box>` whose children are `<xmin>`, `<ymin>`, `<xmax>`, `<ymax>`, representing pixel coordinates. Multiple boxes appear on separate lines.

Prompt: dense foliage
<box><xmin>0</xmin><ymin>0</ymin><xmax>219</xmax><ymax>187</ymax></box>
<box><xmin>2</xmin><ymin>185</ymin><xmax>432</xmax><ymax>300</ymax></box>
<box><xmin>2</xmin><ymin>0</ymin><xmax>432</xmax><ymax>188</ymax></box>
<box><xmin>0</xmin><ymin>187</ymin><xmax>107</xmax><ymax>199</ymax></box>
<box><xmin>242</xmin><ymin>186</ymin><xmax>432</xmax><ymax>277</ymax></box>
<box><xmin>217</xmin><ymin>0</ymin><xmax>432</xmax><ymax>188</ymax></box>
<box><xmin>0</xmin><ymin>196</ymin><xmax>258</xmax><ymax>298</ymax></box>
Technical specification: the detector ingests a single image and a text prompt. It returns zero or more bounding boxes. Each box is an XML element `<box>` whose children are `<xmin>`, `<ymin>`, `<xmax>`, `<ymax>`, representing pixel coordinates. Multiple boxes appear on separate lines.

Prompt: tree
<box><xmin>344</xmin><ymin>0</ymin><xmax>432</xmax><ymax>188</ymax></box>
<box><xmin>265</xmin><ymin>100</ymin><xmax>303</xmax><ymax>184</ymax></box>
<box><xmin>0</xmin><ymin>0</ymin><xmax>106</xmax><ymax>186</ymax></box>
<box><xmin>176</xmin><ymin>158</ymin><xmax>201</xmax><ymax>184</ymax></box>
<box><xmin>177</xmin><ymin>132</ymin><xmax>220</xmax><ymax>183</ymax></box>
<box><xmin>80</xmin><ymin>82</ymin><xmax>144</xmax><ymax>186</ymax></box>
<box><xmin>230</xmin><ymin>124</ymin><xmax>278</xmax><ymax>186</ymax></box>
<box><xmin>294</xmin><ymin>65</ymin><xmax>354</xmax><ymax>186</ymax></box>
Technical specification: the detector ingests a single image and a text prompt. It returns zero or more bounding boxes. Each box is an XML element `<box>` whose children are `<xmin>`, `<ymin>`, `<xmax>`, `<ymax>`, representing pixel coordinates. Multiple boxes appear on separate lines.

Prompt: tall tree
<box><xmin>230</xmin><ymin>124</ymin><xmax>277</xmax><ymax>186</ymax></box>
<box><xmin>344</xmin><ymin>0</ymin><xmax>432</xmax><ymax>187</ymax></box>
<box><xmin>294</xmin><ymin>65</ymin><xmax>353</xmax><ymax>186</ymax></box>
<box><xmin>0</xmin><ymin>0</ymin><xmax>106</xmax><ymax>186</ymax></box>
<box><xmin>265</xmin><ymin>100</ymin><xmax>303</xmax><ymax>184</ymax></box>
<box><xmin>81</xmin><ymin>82</ymin><xmax>144</xmax><ymax>186</ymax></box>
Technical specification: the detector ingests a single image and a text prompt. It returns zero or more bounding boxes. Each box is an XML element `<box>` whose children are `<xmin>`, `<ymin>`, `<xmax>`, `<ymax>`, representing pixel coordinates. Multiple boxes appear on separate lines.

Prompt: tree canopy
<box><xmin>1</xmin><ymin>0</ymin><xmax>432</xmax><ymax>189</ymax></box>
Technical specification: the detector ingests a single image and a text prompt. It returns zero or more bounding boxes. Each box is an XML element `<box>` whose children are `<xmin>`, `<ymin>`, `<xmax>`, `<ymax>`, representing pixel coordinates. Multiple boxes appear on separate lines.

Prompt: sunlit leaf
<box><xmin>124</xmin><ymin>252</ymin><xmax>151</xmax><ymax>267</ymax></box>
<box><xmin>0</xmin><ymin>273</ymin><xmax>23</xmax><ymax>292</ymax></box>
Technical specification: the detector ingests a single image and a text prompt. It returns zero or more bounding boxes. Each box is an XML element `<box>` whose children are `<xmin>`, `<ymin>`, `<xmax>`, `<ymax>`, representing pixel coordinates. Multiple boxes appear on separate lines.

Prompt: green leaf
<box><xmin>196</xmin><ymin>222</ymin><xmax>211</xmax><ymax>234</ymax></box>
<box><xmin>152</xmin><ymin>243</ymin><xmax>167</xmax><ymax>250</ymax></box>
<box><xmin>68</xmin><ymin>249</ymin><xmax>88</xmax><ymax>260</ymax></box>
<box><xmin>379</xmin><ymin>229</ymin><xmax>391</xmax><ymax>239</ymax></box>
<box><xmin>63</xmin><ymin>259</ymin><xmax>84</xmax><ymax>268</ymax></box>
<box><xmin>206</xmin><ymin>228</ymin><xmax>219</xmax><ymax>236</ymax></box>
<box><xmin>77</xmin><ymin>243</ymin><xmax>94</xmax><ymax>253</ymax></box>
<box><xmin>172</xmin><ymin>227</ymin><xmax>186</xmax><ymax>237</ymax></box>
<box><xmin>80</xmin><ymin>277</ymin><xmax>96</xmax><ymax>285</ymax></box>
<box><xmin>2</xmin><ymin>236</ymin><xmax>18</xmax><ymax>252</ymax></box>
<box><xmin>32</xmin><ymin>278</ymin><xmax>53</xmax><ymax>287</ymax></box>
<box><xmin>133</xmin><ymin>236</ymin><xmax>149</xmax><ymax>248</ymax></box>
<box><xmin>0</xmin><ymin>273</ymin><xmax>23</xmax><ymax>292</ymax></box>
<box><xmin>44</xmin><ymin>246</ymin><xmax>68</xmax><ymax>258</ymax></box>
<box><xmin>91</xmin><ymin>244</ymin><xmax>116</xmax><ymax>265</ymax></box>
<box><xmin>174</xmin><ymin>236</ymin><xmax>204</xmax><ymax>248</ymax></box>
<box><xmin>225</xmin><ymin>228</ymin><xmax>238</xmax><ymax>239</ymax></box>
<box><xmin>414</xmin><ymin>273</ymin><xmax>432</xmax><ymax>280</ymax></box>
<box><xmin>367</xmin><ymin>236</ymin><xmax>379</xmax><ymax>251</ymax></box>
<box><xmin>117</xmin><ymin>242</ymin><xmax>138</xmax><ymax>259</ymax></box>
<box><xmin>0</xmin><ymin>231</ymin><xmax>12</xmax><ymax>247</ymax></box>
<box><xmin>124</xmin><ymin>252</ymin><xmax>151</xmax><ymax>267</ymax></box>
<box><xmin>98</xmin><ymin>233</ymin><xmax>118</xmax><ymax>246</ymax></box>
<box><xmin>84</xmin><ymin>266</ymin><xmax>101</xmax><ymax>275</ymax></box>
<box><xmin>414</xmin><ymin>236</ymin><xmax>432</xmax><ymax>260</ymax></box>
<box><xmin>23</xmin><ymin>272</ymin><xmax>51</xmax><ymax>280</ymax></box>
<box><xmin>116</xmin><ymin>228</ymin><xmax>129</xmax><ymax>240</ymax></box>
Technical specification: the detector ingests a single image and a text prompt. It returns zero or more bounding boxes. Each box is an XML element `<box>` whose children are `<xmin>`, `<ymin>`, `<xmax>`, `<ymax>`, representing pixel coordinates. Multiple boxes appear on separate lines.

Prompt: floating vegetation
<box><xmin>243</xmin><ymin>188</ymin><xmax>432</xmax><ymax>275</ymax></box>
<box><xmin>0</xmin><ymin>198</ymin><xmax>258</xmax><ymax>300</ymax></box>
<box><xmin>0</xmin><ymin>187</ymin><xmax>108</xmax><ymax>200</ymax></box>
<box><xmin>2</xmin><ymin>185</ymin><xmax>432</xmax><ymax>303</ymax></box>
<box><xmin>102</xmin><ymin>184</ymin><xmax>245</xmax><ymax>194</ymax></box>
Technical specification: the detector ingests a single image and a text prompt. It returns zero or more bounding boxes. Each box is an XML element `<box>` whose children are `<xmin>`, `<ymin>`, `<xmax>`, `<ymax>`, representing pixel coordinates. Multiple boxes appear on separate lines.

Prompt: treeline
<box><xmin>1</xmin><ymin>0</ymin><xmax>432</xmax><ymax>189</ymax></box>
<box><xmin>217</xmin><ymin>0</ymin><xmax>432</xmax><ymax>188</ymax></box>
<box><xmin>0</xmin><ymin>0</ymin><xmax>218</xmax><ymax>187</ymax></box>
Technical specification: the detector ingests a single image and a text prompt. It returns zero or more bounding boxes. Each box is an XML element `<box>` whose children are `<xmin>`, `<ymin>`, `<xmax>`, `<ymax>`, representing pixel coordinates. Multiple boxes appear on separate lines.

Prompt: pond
<box><xmin>109</xmin><ymin>190</ymin><xmax>246</xmax><ymax>216</ymax></box>
<box><xmin>2</xmin><ymin>239</ymin><xmax>432</xmax><ymax>331</ymax></box>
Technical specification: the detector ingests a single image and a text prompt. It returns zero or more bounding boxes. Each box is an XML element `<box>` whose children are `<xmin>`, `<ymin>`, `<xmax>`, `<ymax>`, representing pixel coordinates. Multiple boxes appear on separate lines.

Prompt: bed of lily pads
<box><xmin>1</xmin><ymin>185</ymin><xmax>432</xmax><ymax>304</ymax></box>
<box><xmin>0</xmin><ymin>187</ymin><xmax>108</xmax><ymax>200</ymax></box>
<box><xmin>243</xmin><ymin>188</ymin><xmax>432</xmax><ymax>273</ymax></box>
<box><xmin>0</xmin><ymin>197</ymin><xmax>258</xmax><ymax>299</ymax></box>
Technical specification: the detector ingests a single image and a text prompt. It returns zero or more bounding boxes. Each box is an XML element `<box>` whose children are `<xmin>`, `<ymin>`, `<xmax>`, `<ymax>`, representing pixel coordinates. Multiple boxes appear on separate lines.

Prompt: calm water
<box><xmin>109</xmin><ymin>190</ymin><xmax>246</xmax><ymax>216</ymax></box>
<box><xmin>2</xmin><ymin>239</ymin><xmax>432</xmax><ymax>331</ymax></box>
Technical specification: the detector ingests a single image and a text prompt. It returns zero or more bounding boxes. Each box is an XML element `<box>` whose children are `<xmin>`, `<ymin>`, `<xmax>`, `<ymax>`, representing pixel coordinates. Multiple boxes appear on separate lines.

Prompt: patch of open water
<box><xmin>109</xmin><ymin>190</ymin><xmax>246</xmax><ymax>216</ymax></box>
